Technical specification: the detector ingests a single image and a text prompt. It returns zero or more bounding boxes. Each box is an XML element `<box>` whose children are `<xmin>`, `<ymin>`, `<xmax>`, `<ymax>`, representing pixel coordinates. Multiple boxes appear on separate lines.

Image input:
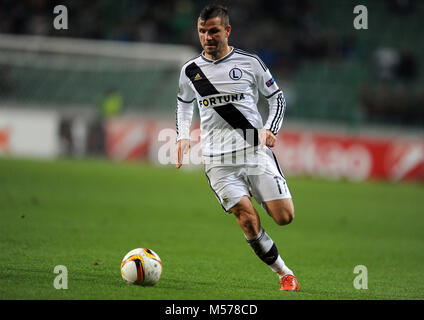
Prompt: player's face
<box><xmin>198</xmin><ymin>16</ymin><xmax>231</xmax><ymax>59</ymax></box>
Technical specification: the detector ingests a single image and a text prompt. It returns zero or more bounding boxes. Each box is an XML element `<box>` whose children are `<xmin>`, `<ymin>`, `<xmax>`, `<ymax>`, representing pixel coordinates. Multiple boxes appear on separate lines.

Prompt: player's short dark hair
<box><xmin>199</xmin><ymin>4</ymin><xmax>229</xmax><ymax>27</ymax></box>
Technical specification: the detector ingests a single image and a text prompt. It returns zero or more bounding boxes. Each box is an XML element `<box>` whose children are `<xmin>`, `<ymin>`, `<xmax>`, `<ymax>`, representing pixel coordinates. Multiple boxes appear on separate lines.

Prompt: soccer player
<box><xmin>175</xmin><ymin>4</ymin><xmax>299</xmax><ymax>291</ymax></box>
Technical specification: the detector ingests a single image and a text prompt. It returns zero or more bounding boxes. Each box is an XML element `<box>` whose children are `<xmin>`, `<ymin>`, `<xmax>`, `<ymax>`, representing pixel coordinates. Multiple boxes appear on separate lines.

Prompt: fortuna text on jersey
<box><xmin>199</xmin><ymin>93</ymin><xmax>245</xmax><ymax>107</ymax></box>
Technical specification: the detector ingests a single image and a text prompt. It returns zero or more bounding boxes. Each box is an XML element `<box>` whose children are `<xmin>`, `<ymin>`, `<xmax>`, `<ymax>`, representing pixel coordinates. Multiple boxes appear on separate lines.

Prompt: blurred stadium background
<box><xmin>0</xmin><ymin>0</ymin><xmax>423</xmax><ymax>181</ymax></box>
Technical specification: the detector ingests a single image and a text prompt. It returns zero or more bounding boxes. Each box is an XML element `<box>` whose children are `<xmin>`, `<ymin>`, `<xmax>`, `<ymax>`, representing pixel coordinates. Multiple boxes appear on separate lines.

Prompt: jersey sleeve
<box><xmin>176</xmin><ymin>66</ymin><xmax>196</xmax><ymax>141</ymax></box>
<box><xmin>253</xmin><ymin>59</ymin><xmax>286</xmax><ymax>136</ymax></box>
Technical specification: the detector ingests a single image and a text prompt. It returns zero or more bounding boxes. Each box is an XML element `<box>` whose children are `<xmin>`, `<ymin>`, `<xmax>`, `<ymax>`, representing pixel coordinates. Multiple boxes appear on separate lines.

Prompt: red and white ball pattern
<box><xmin>120</xmin><ymin>248</ymin><xmax>162</xmax><ymax>286</ymax></box>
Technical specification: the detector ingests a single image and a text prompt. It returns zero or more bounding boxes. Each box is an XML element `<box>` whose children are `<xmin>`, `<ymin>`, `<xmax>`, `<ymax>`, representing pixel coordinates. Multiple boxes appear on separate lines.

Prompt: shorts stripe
<box><xmin>205</xmin><ymin>171</ymin><xmax>228</xmax><ymax>212</ymax></box>
<box><xmin>268</xmin><ymin>147</ymin><xmax>285</xmax><ymax>179</ymax></box>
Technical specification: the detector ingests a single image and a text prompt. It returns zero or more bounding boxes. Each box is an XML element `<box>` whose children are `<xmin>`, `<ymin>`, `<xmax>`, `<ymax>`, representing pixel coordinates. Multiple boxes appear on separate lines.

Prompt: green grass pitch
<box><xmin>0</xmin><ymin>157</ymin><xmax>423</xmax><ymax>300</ymax></box>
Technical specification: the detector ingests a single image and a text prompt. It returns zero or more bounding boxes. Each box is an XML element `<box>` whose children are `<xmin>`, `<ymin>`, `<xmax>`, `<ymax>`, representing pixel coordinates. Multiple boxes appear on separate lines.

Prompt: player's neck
<box><xmin>204</xmin><ymin>45</ymin><xmax>232</xmax><ymax>61</ymax></box>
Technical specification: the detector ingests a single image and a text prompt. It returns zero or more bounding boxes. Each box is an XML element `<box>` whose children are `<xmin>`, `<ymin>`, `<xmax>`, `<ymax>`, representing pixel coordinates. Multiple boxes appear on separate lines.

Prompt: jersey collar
<box><xmin>201</xmin><ymin>46</ymin><xmax>235</xmax><ymax>64</ymax></box>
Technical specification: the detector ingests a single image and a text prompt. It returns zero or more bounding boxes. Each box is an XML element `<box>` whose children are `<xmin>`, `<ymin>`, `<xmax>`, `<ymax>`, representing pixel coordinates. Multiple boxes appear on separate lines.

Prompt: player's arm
<box><xmin>254</xmin><ymin>59</ymin><xmax>287</xmax><ymax>148</ymax></box>
<box><xmin>175</xmin><ymin>66</ymin><xmax>196</xmax><ymax>169</ymax></box>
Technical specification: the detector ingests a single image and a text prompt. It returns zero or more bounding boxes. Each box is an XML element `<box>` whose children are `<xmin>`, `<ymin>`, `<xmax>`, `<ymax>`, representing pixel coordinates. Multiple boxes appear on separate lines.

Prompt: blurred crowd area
<box><xmin>1</xmin><ymin>0</ymin><xmax>359</xmax><ymax>72</ymax></box>
<box><xmin>0</xmin><ymin>0</ymin><xmax>423</xmax><ymax>128</ymax></box>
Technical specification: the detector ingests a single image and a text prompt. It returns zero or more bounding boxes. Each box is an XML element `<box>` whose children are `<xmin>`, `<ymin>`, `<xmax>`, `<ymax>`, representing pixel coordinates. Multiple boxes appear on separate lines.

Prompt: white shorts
<box><xmin>204</xmin><ymin>147</ymin><xmax>292</xmax><ymax>212</ymax></box>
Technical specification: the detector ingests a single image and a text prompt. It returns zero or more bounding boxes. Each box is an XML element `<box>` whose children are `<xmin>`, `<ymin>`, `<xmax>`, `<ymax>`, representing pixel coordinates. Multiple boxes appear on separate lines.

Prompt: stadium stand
<box><xmin>0</xmin><ymin>0</ymin><xmax>423</xmax><ymax>128</ymax></box>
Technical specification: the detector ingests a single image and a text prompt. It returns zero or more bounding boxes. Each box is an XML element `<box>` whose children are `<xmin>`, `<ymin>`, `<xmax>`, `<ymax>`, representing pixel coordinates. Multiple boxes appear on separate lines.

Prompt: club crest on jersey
<box><xmin>266</xmin><ymin>77</ymin><xmax>275</xmax><ymax>87</ymax></box>
<box><xmin>199</xmin><ymin>93</ymin><xmax>245</xmax><ymax>107</ymax></box>
<box><xmin>229</xmin><ymin>68</ymin><xmax>243</xmax><ymax>80</ymax></box>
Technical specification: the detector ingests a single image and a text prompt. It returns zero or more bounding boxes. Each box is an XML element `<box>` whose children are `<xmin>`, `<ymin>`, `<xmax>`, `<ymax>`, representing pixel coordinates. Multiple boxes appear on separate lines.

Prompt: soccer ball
<box><xmin>120</xmin><ymin>248</ymin><xmax>162</xmax><ymax>286</ymax></box>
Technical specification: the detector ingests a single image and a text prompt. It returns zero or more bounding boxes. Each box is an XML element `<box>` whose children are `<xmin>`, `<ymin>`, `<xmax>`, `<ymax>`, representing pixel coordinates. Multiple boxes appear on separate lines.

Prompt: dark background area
<box><xmin>0</xmin><ymin>0</ymin><xmax>423</xmax><ymax>128</ymax></box>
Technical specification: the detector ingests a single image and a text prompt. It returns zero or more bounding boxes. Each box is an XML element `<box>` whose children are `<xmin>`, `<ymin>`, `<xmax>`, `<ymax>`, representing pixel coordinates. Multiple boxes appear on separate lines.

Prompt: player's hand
<box><xmin>259</xmin><ymin>129</ymin><xmax>276</xmax><ymax>149</ymax></box>
<box><xmin>175</xmin><ymin>139</ymin><xmax>190</xmax><ymax>169</ymax></box>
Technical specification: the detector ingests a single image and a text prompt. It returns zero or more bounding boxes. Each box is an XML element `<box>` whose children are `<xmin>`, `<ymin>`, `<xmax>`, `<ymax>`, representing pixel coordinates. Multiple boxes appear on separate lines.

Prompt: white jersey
<box><xmin>176</xmin><ymin>47</ymin><xmax>286</xmax><ymax>159</ymax></box>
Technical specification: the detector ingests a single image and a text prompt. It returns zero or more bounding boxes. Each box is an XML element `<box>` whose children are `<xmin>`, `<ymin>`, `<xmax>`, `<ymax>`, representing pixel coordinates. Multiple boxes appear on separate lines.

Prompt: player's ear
<box><xmin>225</xmin><ymin>24</ymin><xmax>231</xmax><ymax>38</ymax></box>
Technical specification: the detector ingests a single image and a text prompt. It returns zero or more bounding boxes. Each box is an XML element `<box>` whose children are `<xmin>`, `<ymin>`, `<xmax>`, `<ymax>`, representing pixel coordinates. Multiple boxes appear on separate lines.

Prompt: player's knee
<box><xmin>275</xmin><ymin>207</ymin><xmax>295</xmax><ymax>226</ymax></box>
<box><xmin>235</xmin><ymin>207</ymin><xmax>255</xmax><ymax>227</ymax></box>
<box><xmin>232</xmin><ymin>204</ymin><xmax>257</xmax><ymax>231</ymax></box>
<box><xmin>239</xmin><ymin>215</ymin><xmax>255</xmax><ymax>232</ymax></box>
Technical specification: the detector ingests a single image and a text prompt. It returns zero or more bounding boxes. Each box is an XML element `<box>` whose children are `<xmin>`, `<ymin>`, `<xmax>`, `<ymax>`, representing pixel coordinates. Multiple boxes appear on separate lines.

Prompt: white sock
<box><xmin>270</xmin><ymin>257</ymin><xmax>294</xmax><ymax>278</ymax></box>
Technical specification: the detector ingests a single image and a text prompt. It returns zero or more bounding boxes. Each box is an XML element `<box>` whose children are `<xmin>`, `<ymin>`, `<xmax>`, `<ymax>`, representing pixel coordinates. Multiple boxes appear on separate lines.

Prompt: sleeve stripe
<box><xmin>273</xmin><ymin>93</ymin><xmax>285</xmax><ymax>134</ymax></box>
<box><xmin>264</xmin><ymin>89</ymin><xmax>281</xmax><ymax>99</ymax></box>
<box><xmin>275</xmin><ymin>93</ymin><xmax>286</xmax><ymax>134</ymax></box>
<box><xmin>175</xmin><ymin>104</ymin><xmax>179</xmax><ymax>137</ymax></box>
<box><xmin>269</xmin><ymin>93</ymin><xmax>282</xmax><ymax>134</ymax></box>
<box><xmin>177</xmin><ymin>96</ymin><xmax>195</xmax><ymax>103</ymax></box>
<box><xmin>270</xmin><ymin>93</ymin><xmax>286</xmax><ymax>135</ymax></box>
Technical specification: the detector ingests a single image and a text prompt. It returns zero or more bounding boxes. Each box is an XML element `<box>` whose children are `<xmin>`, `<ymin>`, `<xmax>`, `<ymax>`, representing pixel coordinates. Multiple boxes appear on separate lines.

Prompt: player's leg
<box><xmin>245</xmin><ymin>148</ymin><xmax>299</xmax><ymax>291</ymax></box>
<box><xmin>263</xmin><ymin>198</ymin><xmax>295</xmax><ymax>226</ymax></box>
<box><xmin>229</xmin><ymin>195</ymin><xmax>261</xmax><ymax>238</ymax></box>
<box><xmin>260</xmin><ymin>200</ymin><xmax>299</xmax><ymax>291</ymax></box>
<box><xmin>205</xmin><ymin>167</ymin><xmax>278</xmax><ymax>274</ymax></box>
<box><xmin>230</xmin><ymin>196</ymin><xmax>296</xmax><ymax>289</ymax></box>
<box><xmin>204</xmin><ymin>163</ymin><xmax>298</xmax><ymax>291</ymax></box>
<box><xmin>230</xmin><ymin>197</ymin><xmax>280</xmax><ymax>267</ymax></box>
<box><xmin>248</xmin><ymin>147</ymin><xmax>294</xmax><ymax>226</ymax></box>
